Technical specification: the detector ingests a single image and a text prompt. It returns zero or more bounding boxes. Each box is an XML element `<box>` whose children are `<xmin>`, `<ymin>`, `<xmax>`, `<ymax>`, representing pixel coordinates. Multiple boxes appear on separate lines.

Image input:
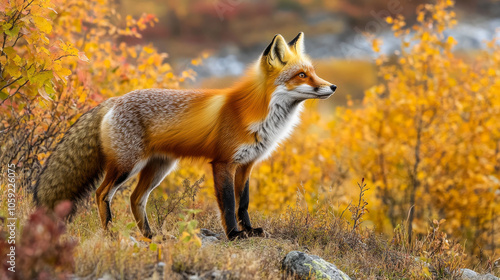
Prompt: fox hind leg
<box><xmin>131</xmin><ymin>156</ymin><xmax>178</xmax><ymax>239</ymax></box>
<box><xmin>96</xmin><ymin>168</ymin><xmax>132</xmax><ymax>231</ymax></box>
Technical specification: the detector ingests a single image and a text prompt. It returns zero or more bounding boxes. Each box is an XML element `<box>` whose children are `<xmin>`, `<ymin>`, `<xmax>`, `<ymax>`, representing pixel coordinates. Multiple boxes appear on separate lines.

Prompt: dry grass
<box><xmin>1</xmin><ymin>178</ymin><xmax>498</xmax><ymax>280</ymax></box>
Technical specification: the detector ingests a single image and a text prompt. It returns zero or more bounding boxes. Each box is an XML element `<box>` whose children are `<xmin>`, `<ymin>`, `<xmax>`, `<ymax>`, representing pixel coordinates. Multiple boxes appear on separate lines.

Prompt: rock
<box><xmin>281</xmin><ymin>251</ymin><xmax>351</xmax><ymax>280</ymax></box>
<box><xmin>481</xmin><ymin>274</ymin><xmax>500</xmax><ymax>280</ymax></box>
<box><xmin>201</xmin><ymin>235</ymin><xmax>219</xmax><ymax>243</ymax></box>
<box><xmin>200</xmin><ymin>228</ymin><xmax>223</xmax><ymax>238</ymax></box>
<box><xmin>459</xmin><ymin>269</ymin><xmax>499</xmax><ymax>280</ymax></box>
<box><xmin>461</xmin><ymin>269</ymin><xmax>479</xmax><ymax>279</ymax></box>
<box><xmin>198</xmin><ymin>228</ymin><xmax>221</xmax><ymax>247</ymax></box>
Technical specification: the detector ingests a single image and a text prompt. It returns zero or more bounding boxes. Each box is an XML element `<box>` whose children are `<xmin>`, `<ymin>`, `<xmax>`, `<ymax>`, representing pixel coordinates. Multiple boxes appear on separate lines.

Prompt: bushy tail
<box><xmin>33</xmin><ymin>99</ymin><xmax>114</xmax><ymax>214</ymax></box>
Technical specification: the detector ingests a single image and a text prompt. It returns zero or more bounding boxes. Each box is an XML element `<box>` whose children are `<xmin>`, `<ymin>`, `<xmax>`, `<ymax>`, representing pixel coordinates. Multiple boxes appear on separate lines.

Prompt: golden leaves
<box><xmin>60</xmin><ymin>42</ymin><xmax>78</xmax><ymax>56</ymax></box>
<box><xmin>33</xmin><ymin>15</ymin><xmax>52</xmax><ymax>34</ymax></box>
<box><xmin>0</xmin><ymin>0</ymin><xmax>83</xmax><ymax>103</ymax></box>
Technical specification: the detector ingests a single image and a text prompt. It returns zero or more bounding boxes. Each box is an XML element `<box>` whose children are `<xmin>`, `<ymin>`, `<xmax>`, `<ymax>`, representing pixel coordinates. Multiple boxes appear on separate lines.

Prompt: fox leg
<box><xmin>212</xmin><ymin>162</ymin><xmax>247</xmax><ymax>240</ymax></box>
<box><xmin>234</xmin><ymin>163</ymin><xmax>265</xmax><ymax>237</ymax></box>
<box><xmin>95</xmin><ymin>167</ymin><xmax>132</xmax><ymax>230</ymax></box>
<box><xmin>131</xmin><ymin>156</ymin><xmax>177</xmax><ymax>239</ymax></box>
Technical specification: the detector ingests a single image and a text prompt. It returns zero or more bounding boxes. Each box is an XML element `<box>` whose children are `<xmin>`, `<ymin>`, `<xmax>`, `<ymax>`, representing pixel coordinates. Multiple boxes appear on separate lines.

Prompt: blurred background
<box><xmin>117</xmin><ymin>0</ymin><xmax>500</xmax><ymax>106</ymax></box>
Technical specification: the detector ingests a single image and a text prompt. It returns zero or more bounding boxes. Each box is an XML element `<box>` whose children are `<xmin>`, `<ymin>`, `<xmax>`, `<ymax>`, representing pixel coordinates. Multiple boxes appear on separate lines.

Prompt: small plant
<box><xmin>149</xmin><ymin>176</ymin><xmax>204</xmax><ymax>232</ymax></box>
<box><xmin>391</xmin><ymin>219</ymin><xmax>467</xmax><ymax>279</ymax></box>
<box><xmin>419</xmin><ymin>219</ymin><xmax>466</xmax><ymax>279</ymax></box>
<box><xmin>349</xmin><ymin>178</ymin><xmax>369</xmax><ymax>232</ymax></box>
<box><xmin>178</xmin><ymin>209</ymin><xmax>202</xmax><ymax>248</ymax></box>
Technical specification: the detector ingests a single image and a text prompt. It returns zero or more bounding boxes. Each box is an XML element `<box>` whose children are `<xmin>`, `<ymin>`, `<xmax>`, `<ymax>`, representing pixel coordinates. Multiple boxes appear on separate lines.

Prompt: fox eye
<box><xmin>298</xmin><ymin>72</ymin><xmax>307</xmax><ymax>78</ymax></box>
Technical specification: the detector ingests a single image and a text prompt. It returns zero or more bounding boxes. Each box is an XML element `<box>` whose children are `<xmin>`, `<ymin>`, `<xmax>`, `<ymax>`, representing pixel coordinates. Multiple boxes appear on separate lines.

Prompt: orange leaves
<box><xmin>487</xmin><ymin>68</ymin><xmax>496</xmax><ymax>77</ymax></box>
<box><xmin>191</xmin><ymin>58</ymin><xmax>201</xmax><ymax>66</ymax></box>
<box><xmin>37</xmin><ymin>152</ymin><xmax>48</xmax><ymax>165</ymax></box>
<box><xmin>143</xmin><ymin>45</ymin><xmax>155</xmax><ymax>54</ymax></box>
<box><xmin>136</xmin><ymin>13</ymin><xmax>158</xmax><ymax>30</ymax></box>
<box><xmin>446</xmin><ymin>36</ymin><xmax>457</xmax><ymax>48</ymax></box>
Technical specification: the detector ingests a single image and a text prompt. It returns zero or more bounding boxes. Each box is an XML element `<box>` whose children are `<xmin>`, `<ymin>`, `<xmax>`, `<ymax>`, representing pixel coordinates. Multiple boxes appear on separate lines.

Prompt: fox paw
<box><xmin>245</xmin><ymin>227</ymin><xmax>268</xmax><ymax>237</ymax></box>
<box><xmin>142</xmin><ymin>230</ymin><xmax>154</xmax><ymax>240</ymax></box>
<box><xmin>227</xmin><ymin>230</ymin><xmax>248</xmax><ymax>241</ymax></box>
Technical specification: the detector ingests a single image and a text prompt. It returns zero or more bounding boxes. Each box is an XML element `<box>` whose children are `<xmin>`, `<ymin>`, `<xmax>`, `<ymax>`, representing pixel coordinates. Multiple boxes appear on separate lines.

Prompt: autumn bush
<box><xmin>0</xmin><ymin>201</ymin><xmax>76</xmax><ymax>280</ymax></box>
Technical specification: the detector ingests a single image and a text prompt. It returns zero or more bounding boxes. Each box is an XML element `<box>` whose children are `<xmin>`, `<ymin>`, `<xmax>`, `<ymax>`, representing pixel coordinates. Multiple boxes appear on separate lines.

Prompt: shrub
<box><xmin>0</xmin><ymin>201</ymin><xmax>76</xmax><ymax>280</ymax></box>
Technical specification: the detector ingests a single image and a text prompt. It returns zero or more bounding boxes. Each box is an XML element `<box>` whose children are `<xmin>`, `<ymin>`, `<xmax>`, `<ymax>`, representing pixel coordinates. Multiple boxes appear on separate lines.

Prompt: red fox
<box><xmin>33</xmin><ymin>33</ymin><xmax>337</xmax><ymax>240</ymax></box>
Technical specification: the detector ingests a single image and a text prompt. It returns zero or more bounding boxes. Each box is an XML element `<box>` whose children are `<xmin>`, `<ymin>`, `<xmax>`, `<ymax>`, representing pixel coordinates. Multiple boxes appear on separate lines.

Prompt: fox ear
<box><xmin>262</xmin><ymin>34</ymin><xmax>291</xmax><ymax>69</ymax></box>
<box><xmin>288</xmin><ymin>32</ymin><xmax>305</xmax><ymax>54</ymax></box>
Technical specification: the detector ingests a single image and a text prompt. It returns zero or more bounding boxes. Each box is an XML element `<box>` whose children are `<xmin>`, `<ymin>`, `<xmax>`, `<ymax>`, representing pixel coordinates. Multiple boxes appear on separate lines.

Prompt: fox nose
<box><xmin>330</xmin><ymin>84</ymin><xmax>337</xmax><ymax>92</ymax></box>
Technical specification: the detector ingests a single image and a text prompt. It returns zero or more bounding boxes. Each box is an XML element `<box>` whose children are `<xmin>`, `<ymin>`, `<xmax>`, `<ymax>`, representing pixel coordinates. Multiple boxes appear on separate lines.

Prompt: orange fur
<box><xmin>144</xmin><ymin>73</ymin><xmax>279</xmax><ymax>161</ymax></box>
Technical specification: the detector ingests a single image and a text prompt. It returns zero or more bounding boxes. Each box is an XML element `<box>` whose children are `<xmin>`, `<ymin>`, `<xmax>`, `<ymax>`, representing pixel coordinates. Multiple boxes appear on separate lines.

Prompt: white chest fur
<box><xmin>232</xmin><ymin>92</ymin><xmax>304</xmax><ymax>164</ymax></box>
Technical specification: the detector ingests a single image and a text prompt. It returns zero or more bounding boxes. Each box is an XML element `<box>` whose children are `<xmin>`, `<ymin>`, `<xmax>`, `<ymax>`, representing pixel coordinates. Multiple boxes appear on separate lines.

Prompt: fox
<box><xmin>33</xmin><ymin>32</ymin><xmax>337</xmax><ymax>240</ymax></box>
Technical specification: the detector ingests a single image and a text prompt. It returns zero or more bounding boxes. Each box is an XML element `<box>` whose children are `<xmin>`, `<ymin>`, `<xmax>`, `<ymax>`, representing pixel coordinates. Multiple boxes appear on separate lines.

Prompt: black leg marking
<box><xmin>212</xmin><ymin>162</ymin><xmax>247</xmax><ymax>240</ymax></box>
<box><xmin>115</xmin><ymin>172</ymin><xmax>130</xmax><ymax>186</ymax></box>
<box><xmin>104</xmin><ymin>201</ymin><xmax>112</xmax><ymax>226</ymax></box>
<box><xmin>237</xmin><ymin>179</ymin><xmax>265</xmax><ymax>238</ymax></box>
<box><xmin>103</xmin><ymin>172</ymin><xmax>129</xmax><ymax>227</ymax></box>
<box><xmin>238</xmin><ymin>180</ymin><xmax>252</xmax><ymax>230</ymax></box>
<box><xmin>222</xmin><ymin>177</ymin><xmax>239</xmax><ymax>236</ymax></box>
<box><xmin>143</xmin><ymin>221</ymin><xmax>153</xmax><ymax>239</ymax></box>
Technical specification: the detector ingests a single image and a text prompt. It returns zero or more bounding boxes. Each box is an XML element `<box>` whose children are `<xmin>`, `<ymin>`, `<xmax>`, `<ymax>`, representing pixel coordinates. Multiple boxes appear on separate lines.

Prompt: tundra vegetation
<box><xmin>0</xmin><ymin>0</ymin><xmax>499</xmax><ymax>279</ymax></box>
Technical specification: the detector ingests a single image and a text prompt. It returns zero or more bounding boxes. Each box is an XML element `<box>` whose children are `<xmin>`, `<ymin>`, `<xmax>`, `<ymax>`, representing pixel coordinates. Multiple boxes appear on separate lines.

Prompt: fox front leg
<box><xmin>212</xmin><ymin>162</ymin><xmax>248</xmax><ymax>240</ymax></box>
<box><xmin>235</xmin><ymin>163</ymin><xmax>265</xmax><ymax>237</ymax></box>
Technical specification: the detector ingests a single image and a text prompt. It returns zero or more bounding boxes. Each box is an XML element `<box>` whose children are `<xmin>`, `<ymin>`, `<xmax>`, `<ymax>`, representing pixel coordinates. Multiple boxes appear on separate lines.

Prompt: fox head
<box><xmin>259</xmin><ymin>32</ymin><xmax>337</xmax><ymax>100</ymax></box>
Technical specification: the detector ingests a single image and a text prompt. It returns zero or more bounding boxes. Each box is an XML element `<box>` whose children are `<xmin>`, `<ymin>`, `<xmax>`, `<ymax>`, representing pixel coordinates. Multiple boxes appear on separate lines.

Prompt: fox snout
<box><xmin>307</xmin><ymin>75</ymin><xmax>337</xmax><ymax>99</ymax></box>
<box><xmin>314</xmin><ymin>84</ymin><xmax>337</xmax><ymax>93</ymax></box>
<box><xmin>310</xmin><ymin>83</ymin><xmax>337</xmax><ymax>99</ymax></box>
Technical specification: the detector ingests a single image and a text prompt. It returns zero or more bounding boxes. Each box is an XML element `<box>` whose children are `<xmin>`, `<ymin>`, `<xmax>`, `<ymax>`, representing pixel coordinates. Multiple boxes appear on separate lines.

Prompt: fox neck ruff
<box><xmin>232</xmin><ymin>85</ymin><xmax>304</xmax><ymax>164</ymax></box>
